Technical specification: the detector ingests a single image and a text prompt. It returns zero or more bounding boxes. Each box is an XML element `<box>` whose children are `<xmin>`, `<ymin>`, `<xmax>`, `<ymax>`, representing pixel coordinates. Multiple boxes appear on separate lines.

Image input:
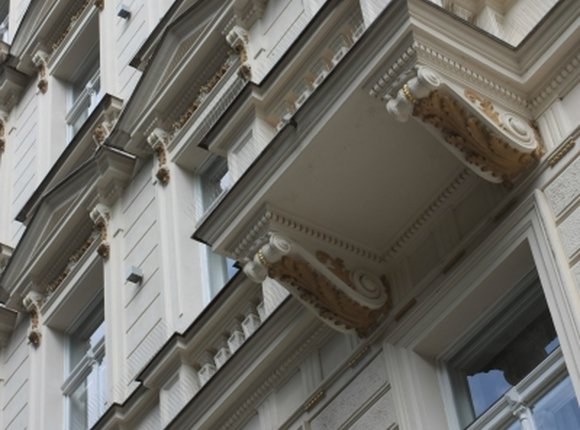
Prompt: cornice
<box><xmin>16</xmin><ymin>94</ymin><xmax>123</xmax><ymax>223</ymax></box>
<box><xmin>10</xmin><ymin>0</ymin><xmax>99</xmax><ymax>75</ymax></box>
<box><xmin>0</xmin><ymin>65</ymin><xmax>31</xmax><ymax>112</ymax></box>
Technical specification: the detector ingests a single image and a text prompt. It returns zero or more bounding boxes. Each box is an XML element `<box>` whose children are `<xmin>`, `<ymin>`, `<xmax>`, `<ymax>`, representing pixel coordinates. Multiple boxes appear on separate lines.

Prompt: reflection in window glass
<box><xmin>504</xmin><ymin>420</ymin><xmax>522</xmax><ymax>430</ymax></box>
<box><xmin>534</xmin><ymin>377</ymin><xmax>580</xmax><ymax>429</ymax></box>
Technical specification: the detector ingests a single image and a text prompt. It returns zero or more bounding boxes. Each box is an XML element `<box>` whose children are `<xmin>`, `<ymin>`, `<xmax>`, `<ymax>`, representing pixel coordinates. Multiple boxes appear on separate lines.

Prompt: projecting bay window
<box><xmin>62</xmin><ymin>300</ymin><xmax>106</xmax><ymax>430</ymax></box>
<box><xmin>445</xmin><ymin>274</ymin><xmax>580</xmax><ymax>430</ymax></box>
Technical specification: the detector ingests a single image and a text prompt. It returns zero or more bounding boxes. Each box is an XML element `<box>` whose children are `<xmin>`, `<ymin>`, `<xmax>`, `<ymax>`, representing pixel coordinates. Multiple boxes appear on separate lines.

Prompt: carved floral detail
<box><xmin>244</xmin><ymin>234</ymin><xmax>390</xmax><ymax>336</ymax></box>
<box><xmin>0</xmin><ymin>113</ymin><xmax>6</xmax><ymax>152</ymax></box>
<box><xmin>413</xmin><ymin>90</ymin><xmax>542</xmax><ymax>183</ymax></box>
<box><xmin>147</xmin><ymin>128</ymin><xmax>171</xmax><ymax>185</ymax></box>
<box><xmin>226</xmin><ymin>26</ymin><xmax>251</xmax><ymax>81</ymax></box>
<box><xmin>172</xmin><ymin>60</ymin><xmax>233</xmax><ymax>131</ymax></box>
<box><xmin>268</xmin><ymin>255</ymin><xmax>389</xmax><ymax>336</ymax></box>
<box><xmin>23</xmin><ymin>291</ymin><xmax>43</xmax><ymax>348</ymax></box>
<box><xmin>90</xmin><ymin>204</ymin><xmax>111</xmax><ymax>260</ymax></box>
<box><xmin>51</xmin><ymin>0</ymin><xmax>94</xmax><ymax>53</ymax></box>
<box><xmin>32</xmin><ymin>51</ymin><xmax>49</xmax><ymax>94</ymax></box>
<box><xmin>46</xmin><ymin>233</ymin><xmax>97</xmax><ymax>295</ymax></box>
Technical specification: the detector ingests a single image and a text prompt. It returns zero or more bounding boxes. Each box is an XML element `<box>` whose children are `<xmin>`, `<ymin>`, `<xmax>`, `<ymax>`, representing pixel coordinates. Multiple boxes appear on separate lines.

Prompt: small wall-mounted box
<box><xmin>126</xmin><ymin>266</ymin><xmax>143</xmax><ymax>284</ymax></box>
<box><xmin>117</xmin><ymin>5</ymin><xmax>131</xmax><ymax>19</ymax></box>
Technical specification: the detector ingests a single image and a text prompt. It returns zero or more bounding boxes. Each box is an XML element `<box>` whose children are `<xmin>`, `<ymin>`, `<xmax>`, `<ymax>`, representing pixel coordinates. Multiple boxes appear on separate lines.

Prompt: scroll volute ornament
<box><xmin>90</xmin><ymin>203</ymin><xmax>111</xmax><ymax>259</ymax></box>
<box><xmin>386</xmin><ymin>67</ymin><xmax>542</xmax><ymax>184</ymax></box>
<box><xmin>23</xmin><ymin>291</ymin><xmax>44</xmax><ymax>347</ymax></box>
<box><xmin>244</xmin><ymin>234</ymin><xmax>390</xmax><ymax>336</ymax></box>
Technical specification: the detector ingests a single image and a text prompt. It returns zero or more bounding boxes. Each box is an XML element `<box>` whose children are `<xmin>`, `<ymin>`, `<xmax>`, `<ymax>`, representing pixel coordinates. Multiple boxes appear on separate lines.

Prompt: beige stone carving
<box><xmin>90</xmin><ymin>203</ymin><xmax>111</xmax><ymax>260</ymax></box>
<box><xmin>32</xmin><ymin>51</ymin><xmax>49</xmax><ymax>94</ymax></box>
<box><xmin>23</xmin><ymin>291</ymin><xmax>43</xmax><ymax>348</ymax></box>
<box><xmin>244</xmin><ymin>234</ymin><xmax>390</xmax><ymax>336</ymax></box>
<box><xmin>147</xmin><ymin>128</ymin><xmax>171</xmax><ymax>185</ymax></box>
<box><xmin>413</xmin><ymin>90</ymin><xmax>542</xmax><ymax>184</ymax></box>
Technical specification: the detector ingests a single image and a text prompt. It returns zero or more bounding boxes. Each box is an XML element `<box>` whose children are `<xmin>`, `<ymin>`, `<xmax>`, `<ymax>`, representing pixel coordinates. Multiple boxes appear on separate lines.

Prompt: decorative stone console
<box><xmin>385</xmin><ymin>67</ymin><xmax>543</xmax><ymax>184</ymax></box>
<box><xmin>244</xmin><ymin>233</ymin><xmax>390</xmax><ymax>336</ymax></box>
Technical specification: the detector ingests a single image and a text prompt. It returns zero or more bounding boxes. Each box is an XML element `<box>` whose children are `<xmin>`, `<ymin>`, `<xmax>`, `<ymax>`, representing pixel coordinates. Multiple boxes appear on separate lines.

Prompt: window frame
<box><xmin>437</xmin><ymin>271</ymin><xmax>571</xmax><ymax>430</ymax></box>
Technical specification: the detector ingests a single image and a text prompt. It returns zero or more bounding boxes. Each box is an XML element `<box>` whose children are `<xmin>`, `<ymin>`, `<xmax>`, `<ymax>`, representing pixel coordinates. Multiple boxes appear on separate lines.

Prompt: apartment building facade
<box><xmin>0</xmin><ymin>0</ymin><xmax>579</xmax><ymax>429</ymax></box>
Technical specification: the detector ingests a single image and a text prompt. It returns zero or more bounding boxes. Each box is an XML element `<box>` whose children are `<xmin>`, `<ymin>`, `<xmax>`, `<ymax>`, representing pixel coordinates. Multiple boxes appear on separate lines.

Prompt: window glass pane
<box><xmin>68</xmin><ymin>302</ymin><xmax>104</xmax><ymax>372</ymax></box>
<box><xmin>504</xmin><ymin>420</ymin><xmax>522</xmax><ymax>430</ymax></box>
<box><xmin>200</xmin><ymin>157</ymin><xmax>229</xmax><ymax>211</ymax></box>
<box><xmin>534</xmin><ymin>376</ymin><xmax>580</xmax><ymax>429</ymax></box>
<box><xmin>69</xmin><ymin>378</ymin><xmax>88</xmax><ymax>430</ymax></box>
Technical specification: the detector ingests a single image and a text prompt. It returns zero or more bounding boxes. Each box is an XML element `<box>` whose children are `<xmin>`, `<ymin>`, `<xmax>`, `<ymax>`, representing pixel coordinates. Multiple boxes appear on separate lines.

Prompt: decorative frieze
<box><xmin>171</xmin><ymin>57</ymin><xmax>234</xmax><ymax>131</ymax></box>
<box><xmin>386</xmin><ymin>67</ymin><xmax>542</xmax><ymax>184</ymax></box>
<box><xmin>50</xmin><ymin>0</ymin><xmax>94</xmax><ymax>53</ymax></box>
<box><xmin>45</xmin><ymin>231</ymin><xmax>97</xmax><ymax>295</ymax></box>
<box><xmin>32</xmin><ymin>50</ymin><xmax>49</xmax><ymax>94</ymax></box>
<box><xmin>147</xmin><ymin>128</ymin><xmax>171</xmax><ymax>185</ymax></box>
<box><xmin>244</xmin><ymin>233</ymin><xmax>390</xmax><ymax>336</ymax></box>
<box><xmin>90</xmin><ymin>203</ymin><xmax>111</xmax><ymax>260</ymax></box>
<box><xmin>547</xmin><ymin>139</ymin><xmax>576</xmax><ymax>168</ymax></box>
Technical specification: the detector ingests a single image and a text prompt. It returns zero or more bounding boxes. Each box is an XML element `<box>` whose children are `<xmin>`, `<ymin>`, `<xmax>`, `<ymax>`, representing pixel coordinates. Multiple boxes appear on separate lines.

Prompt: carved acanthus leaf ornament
<box><xmin>244</xmin><ymin>234</ymin><xmax>390</xmax><ymax>336</ymax></box>
<box><xmin>386</xmin><ymin>67</ymin><xmax>542</xmax><ymax>184</ymax></box>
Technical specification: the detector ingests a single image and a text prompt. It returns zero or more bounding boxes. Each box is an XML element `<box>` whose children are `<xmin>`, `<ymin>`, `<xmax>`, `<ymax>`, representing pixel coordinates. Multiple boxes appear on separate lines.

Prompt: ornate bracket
<box><xmin>385</xmin><ymin>67</ymin><xmax>542</xmax><ymax>184</ymax></box>
<box><xmin>147</xmin><ymin>128</ymin><xmax>170</xmax><ymax>186</ymax></box>
<box><xmin>32</xmin><ymin>50</ymin><xmax>49</xmax><ymax>94</ymax></box>
<box><xmin>226</xmin><ymin>26</ymin><xmax>251</xmax><ymax>81</ymax></box>
<box><xmin>0</xmin><ymin>111</ymin><xmax>6</xmax><ymax>153</ymax></box>
<box><xmin>22</xmin><ymin>291</ymin><xmax>43</xmax><ymax>347</ymax></box>
<box><xmin>90</xmin><ymin>203</ymin><xmax>111</xmax><ymax>260</ymax></box>
<box><xmin>244</xmin><ymin>233</ymin><xmax>390</xmax><ymax>336</ymax></box>
<box><xmin>92</xmin><ymin>120</ymin><xmax>113</xmax><ymax>146</ymax></box>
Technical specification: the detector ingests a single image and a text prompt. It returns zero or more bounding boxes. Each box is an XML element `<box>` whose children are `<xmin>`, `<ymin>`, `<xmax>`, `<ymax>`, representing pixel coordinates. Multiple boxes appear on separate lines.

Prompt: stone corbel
<box><xmin>0</xmin><ymin>110</ymin><xmax>6</xmax><ymax>153</ymax></box>
<box><xmin>32</xmin><ymin>50</ymin><xmax>49</xmax><ymax>94</ymax></box>
<box><xmin>22</xmin><ymin>291</ymin><xmax>43</xmax><ymax>348</ymax></box>
<box><xmin>147</xmin><ymin>128</ymin><xmax>170</xmax><ymax>186</ymax></box>
<box><xmin>385</xmin><ymin>67</ymin><xmax>542</xmax><ymax>184</ymax></box>
<box><xmin>90</xmin><ymin>203</ymin><xmax>111</xmax><ymax>260</ymax></box>
<box><xmin>92</xmin><ymin>121</ymin><xmax>112</xmax><ymax>146</ymax></box>
<box><xmin>244</xmin><ymin>233</ymin><xmax>390</xmax><ymax>336</ymax></box>
<box><xmin>226</xmin><ymin>26</ymin><xmax>251</xmax><ymax>81</ymax></box>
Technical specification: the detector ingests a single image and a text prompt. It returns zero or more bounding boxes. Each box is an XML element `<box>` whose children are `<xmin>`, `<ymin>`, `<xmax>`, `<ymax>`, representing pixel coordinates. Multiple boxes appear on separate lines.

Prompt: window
<box><xmin>62</xmin><ymin>298</ymin><xmax>106</xmax><ymax>430</ymax></box>
<box><xmin>199</xmin><ymin>156</ymin><xmax>231</xmax><ymax>213</ymax></box>
<box><xmin>206</xmin><ymin>248</ymin><xmax>238</xmax><ymax>298</ymax></box>
<box><xmin>446</xmin><ymin>274</ymin><xmax>580</xmax><ymax>429</ymax></box>
<box><xmin>198</xmin><ymin>155</ymin><xmax>237</xmax><ymax>299</ymax></box>
<box><xmin>65</xmin><ymin>41</ymin><xmax>101</xmax><ymax>139</ymax></box>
